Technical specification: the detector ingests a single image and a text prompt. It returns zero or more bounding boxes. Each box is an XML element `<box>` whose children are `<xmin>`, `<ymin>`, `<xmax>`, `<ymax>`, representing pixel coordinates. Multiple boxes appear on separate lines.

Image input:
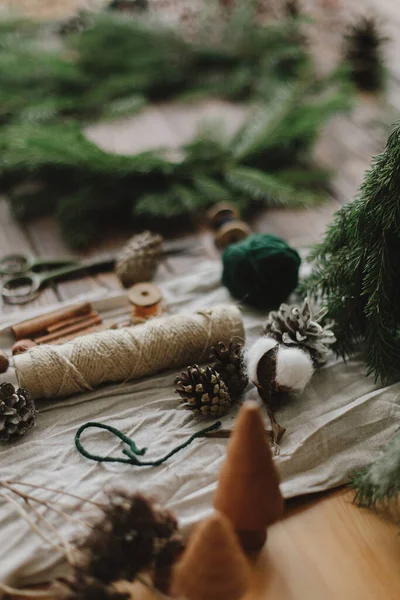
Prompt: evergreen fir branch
<box><xmin>0</xmin><ymin>3</ymin><xmax>351</xmax><ymax>247</ymax></box>
<box><xmin>193</xmin><ymin>175</ymin><xmax>232</xmax><ymax>202</ymax></box>
<box><xmin>226</xmin><ymin>166</ymin><xmax>315</xmax><ymax>207</ymax></box>
<box><xmin>303</xmin><ymin>124</ymin><xmax>400</xmax><ymax>383</ymax></box>
<box><xmin>351</xmin><ymin>432</ymin><xmax>400</xmax><ymax>512</ymax></box>
<box><xmin>134</xmin><ymin>184</ymin><xmax>208</xmax><ymax>218</ymax></box>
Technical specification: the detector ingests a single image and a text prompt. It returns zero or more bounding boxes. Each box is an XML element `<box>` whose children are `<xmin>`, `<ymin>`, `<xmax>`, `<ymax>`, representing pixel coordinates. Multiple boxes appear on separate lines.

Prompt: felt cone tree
<box><xmin>303</xmin><ymin>124</ymin><xmax>400</xmax><ymax>384</ymax></box>
<box><xmin>214</xmin><ymin>400</ymin><xmax>284</xmax><ymax>552</ymax></box>
<box><xmin>172</xmin><ymin>512</ymin><xmax>250</xmax><ymax>600</ymax></box>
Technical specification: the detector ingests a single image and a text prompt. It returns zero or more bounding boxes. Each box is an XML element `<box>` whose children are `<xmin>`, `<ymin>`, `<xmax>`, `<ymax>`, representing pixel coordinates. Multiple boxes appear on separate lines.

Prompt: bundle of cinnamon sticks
<box><xmin>12</xmin><ymin>303</ymin><xmax>106</xmax><ymax>347</ymax></box>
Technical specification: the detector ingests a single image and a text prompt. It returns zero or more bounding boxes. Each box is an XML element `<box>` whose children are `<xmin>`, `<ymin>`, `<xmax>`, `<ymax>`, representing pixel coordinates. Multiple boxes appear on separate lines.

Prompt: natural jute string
<box><xmin>14</xmin><ymin>304</ymin><xmax>244</xmax><ymax>399</ymax></box>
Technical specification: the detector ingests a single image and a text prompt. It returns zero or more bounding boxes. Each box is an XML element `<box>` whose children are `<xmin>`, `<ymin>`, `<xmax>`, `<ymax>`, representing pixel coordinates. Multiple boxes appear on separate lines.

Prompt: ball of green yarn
<box><xmin>222</xmin><ymin>233</ymin><xmax>301</xmax><ymax>309</ymax></box>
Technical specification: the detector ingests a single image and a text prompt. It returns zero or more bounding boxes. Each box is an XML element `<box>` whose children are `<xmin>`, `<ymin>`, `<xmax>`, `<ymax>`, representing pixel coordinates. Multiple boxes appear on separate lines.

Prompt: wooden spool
<box><xmin>215</xmin><ymin>221</ymin><xmax>251</xmax><ymax>249</ymax></box>
<box><xmin>207</xmin><ymin>202</ymin><xmax>241</xmax><ymax>230</ymax></box>
<box><xmin>128</xmin><ymin>282</ymin><xmax>163</xmax><ymax>320</ymax></box>
<box><xmin>207</xmin><ymin>202</ymin><xmax>251</xmax><ymax>249</ymax></box>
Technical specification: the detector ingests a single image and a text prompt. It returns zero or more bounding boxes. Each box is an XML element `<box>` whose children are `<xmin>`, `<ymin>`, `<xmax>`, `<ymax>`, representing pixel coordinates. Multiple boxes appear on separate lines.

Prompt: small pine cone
<box><xmin>115</xmin><ymin>231</ymin><xmax>163</xmax><ymax>288</ymax></box>
<box><xmin>175</xmin><ymin>365</ymin><xmax>233</xmax><ymax>418</ymax></box>
<box><xmin>344</xmin><ymin>17</ymin><xmax>385</xmax><ymax>91</ymax></box>
<box><xmin>78</xmin><ymin>491</ymin><xmax>180</xmax><ymax>585</ymax></box>
<box><xmin>263</xmin><ymin>298</ymin><xmax>336</xmax><ymax>367</ymax></box>
<box><xmin>209</xmin><ymin>341</ymin><xmax>248</xmax><ymax>398</ymax></box>
<box><xmin>0</xmin><ymin>383</ymin><xmax>37</xmax><ymax>443</ymax></box>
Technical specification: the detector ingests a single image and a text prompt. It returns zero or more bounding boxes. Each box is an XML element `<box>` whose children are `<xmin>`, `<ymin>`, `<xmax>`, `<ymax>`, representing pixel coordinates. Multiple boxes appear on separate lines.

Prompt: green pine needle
<box><xmin>351</xmin><ymin>432</ymin><xmax>400</xmax><ymax>512</ymax></box>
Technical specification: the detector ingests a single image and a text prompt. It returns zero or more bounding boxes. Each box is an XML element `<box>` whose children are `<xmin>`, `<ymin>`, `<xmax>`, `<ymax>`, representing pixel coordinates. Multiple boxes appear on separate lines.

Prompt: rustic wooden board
<box><xmin>0</xmin><ymin>199</ymin><xmax>59</xmax><ymax>316</ymax></box>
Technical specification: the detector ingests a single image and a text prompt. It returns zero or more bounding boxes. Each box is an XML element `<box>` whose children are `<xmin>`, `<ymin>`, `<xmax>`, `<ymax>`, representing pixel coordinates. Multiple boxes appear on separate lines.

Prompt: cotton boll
<box><xmin>245</xmin><ymin>336</ymin><xmax>278</xmax><ymax>384</ymax></box>
<box><xmin>276</xmin><ymin>346</ymin><xmax>314</xmax><ymax>393</ymax></box>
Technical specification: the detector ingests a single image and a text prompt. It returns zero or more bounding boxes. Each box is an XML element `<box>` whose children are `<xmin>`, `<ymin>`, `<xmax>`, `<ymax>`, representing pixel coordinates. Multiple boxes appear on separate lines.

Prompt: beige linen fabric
<box><xmin>0</xmin><ymin>260</ymin><xmax>398</xmax><ymax>591</ymax></box>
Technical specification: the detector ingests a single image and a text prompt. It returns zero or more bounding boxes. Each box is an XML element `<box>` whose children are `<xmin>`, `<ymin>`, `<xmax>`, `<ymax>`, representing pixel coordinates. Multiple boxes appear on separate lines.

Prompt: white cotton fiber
<box><xmin>276</xmin><ymin>346</ymin><xmax>314</xmax><ymax>393</ymax></box>
<box><xmin>245</xmin><ymin>336</ymin><xmax>278</xmax><ymax>384</ymax></box>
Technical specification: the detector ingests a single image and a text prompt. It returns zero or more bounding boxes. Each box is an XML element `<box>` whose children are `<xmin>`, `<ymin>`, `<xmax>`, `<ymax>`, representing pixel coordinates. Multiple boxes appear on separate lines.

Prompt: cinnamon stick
<box><xmin>52</xmin><ymin>324</ymin><xmax>110</xmax><ymax>345</ymax></box>
<box><xmin>12</xmin><ymin>302</ymin><xmax>92</xmax><ymax>340</ymax></box>
<box><xmin>35</xmin><ymin>315</ymin><xmax>102</xmax><ymax>344</ymax></box>
<box><xmin>46</xmin><ymin>311</ymin><xmax>98</xmax><ymax>333</ymax></box>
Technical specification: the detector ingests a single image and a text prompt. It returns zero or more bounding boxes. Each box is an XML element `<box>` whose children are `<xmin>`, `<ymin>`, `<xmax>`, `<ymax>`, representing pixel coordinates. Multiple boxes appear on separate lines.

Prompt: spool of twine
<box><xmin>14</xmin><ymin>305</ymin><xmax>244</xmax><ymax>399</ymax></box>
<box><xmin>115</xmin><ymin>231</ymin><xmax>163</xmax><ymax>288</ymax></box>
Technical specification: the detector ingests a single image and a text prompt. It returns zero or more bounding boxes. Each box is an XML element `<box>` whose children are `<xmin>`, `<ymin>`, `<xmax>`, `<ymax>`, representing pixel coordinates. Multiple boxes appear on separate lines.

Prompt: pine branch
<box><xmin>303</xmin><ymin>124</ymin><xmax>400</xmax><ymax>383</ymax></box>
<box><xmin>0</xmin><ymin>3</ymin><xmax>351</xmax><ymax>248</ymax></box>
<box><xmin>352</xmin><ymin>432</ymin><xmax>400</xmax><ymax>511</ymax></box>
<box><xmin>226</xmin><ymin>166</ymin><xmax>317</xmax><ymax>207</ymax></box>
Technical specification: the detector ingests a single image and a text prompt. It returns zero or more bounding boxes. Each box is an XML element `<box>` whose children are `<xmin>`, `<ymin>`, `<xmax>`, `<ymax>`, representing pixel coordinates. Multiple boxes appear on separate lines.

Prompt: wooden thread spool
<box><xmin>128</xmin><ymin>282</ymin><xmax>163</xmax><ymax>321</ymax></box>
<box><xmin>207</xmin><ymin>202</ymin><xmax>251</xmax><ymax>249</ymax></box>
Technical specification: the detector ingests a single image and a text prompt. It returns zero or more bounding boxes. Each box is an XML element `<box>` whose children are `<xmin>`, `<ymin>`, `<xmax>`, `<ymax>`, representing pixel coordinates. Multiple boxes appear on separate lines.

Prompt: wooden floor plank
<box><xmin>0</xmin><ymin>199</ymin><xmax>58</xmax><ymax>315</ymax></box>
<box><xmin>25</xmin><ymin>216</ymin><xmax>108</xmax><ymax>301</ymax></box>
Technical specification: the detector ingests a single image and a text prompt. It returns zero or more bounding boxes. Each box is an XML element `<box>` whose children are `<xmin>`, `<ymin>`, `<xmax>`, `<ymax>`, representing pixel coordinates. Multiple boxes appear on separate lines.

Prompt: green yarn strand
<box><xmin>75</xmin><ymin>420</ymin><xmax>222</xmax><ymax>467</ymax></box>
<box><xmin>222</xmin><ymin>233</ymin><xmax>301</xmax><ymax>309</ymax></box>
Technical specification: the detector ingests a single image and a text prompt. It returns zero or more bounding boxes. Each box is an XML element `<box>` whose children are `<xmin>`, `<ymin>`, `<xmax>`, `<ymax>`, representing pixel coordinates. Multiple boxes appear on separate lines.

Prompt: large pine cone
<box><xmin>263</xmin><ymin>298</ymin><xmax>336</xmax><ymax>367</ymax></box>
<box><xmin>175</xmin><ymin>365</ymin><xmax>232</xmax><ymax>418</ymax></box>
<box><xmin>0</xmin><ymin>383</ymin><xmax>37</xmax><ymax>442</ymax></box>
<box><xmin>209</xmin><ymin>341</ymin><xmax>248</xmax><ymax>398</ymax></box>
<box><xmin>115</xmin><ymin>231</ymin><xmax>163</xmax><ymax>288</ymax></box>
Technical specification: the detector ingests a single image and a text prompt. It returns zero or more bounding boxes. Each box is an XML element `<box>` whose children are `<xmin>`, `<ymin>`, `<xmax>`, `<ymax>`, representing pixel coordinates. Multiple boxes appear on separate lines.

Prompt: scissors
<box><xmin>0</xmin><ymin>253</ymin><xmax>78</xmax><ymax>277</ymax></box>
<box><xmin>1</xmin><ymin>254</ymin><xmax>116</xmax><ymax>304</ymax></box>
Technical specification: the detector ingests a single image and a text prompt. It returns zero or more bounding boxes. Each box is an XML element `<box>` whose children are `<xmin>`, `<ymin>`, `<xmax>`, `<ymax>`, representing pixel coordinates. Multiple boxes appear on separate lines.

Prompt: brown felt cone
<box><xmin>172</xmin><ymin>512</ymin><xmax>250</xmax><ymax>600</ymax></box>
<box><xmin>214</xmin><ymin>400</ymin><xmax>284</xmax><ymax>552</ymax></box>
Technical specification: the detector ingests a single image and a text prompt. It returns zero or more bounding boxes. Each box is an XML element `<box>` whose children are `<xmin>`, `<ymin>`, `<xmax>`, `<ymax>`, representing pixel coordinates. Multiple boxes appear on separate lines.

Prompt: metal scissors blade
<box><xmin>0</xmin><ymin>253</ymin><xmax>78</xmax><ymax>276</ymax></box>
<box><xmin>2</xmin><ymin>256</ymin><xmax>115</xmax><ymax>304</ymax></box>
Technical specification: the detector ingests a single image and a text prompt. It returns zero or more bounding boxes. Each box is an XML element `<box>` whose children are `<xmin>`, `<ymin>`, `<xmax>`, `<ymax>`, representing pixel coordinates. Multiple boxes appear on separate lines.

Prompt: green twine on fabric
<box><xmin>75</xmin><ymin>420</ymin><xmax>222</xmax><ymax>467</ymax></box>
<box><xmin>222</xmin><ymin>233</ymin><xmax>301</xmax><ymax>309</ymax></box>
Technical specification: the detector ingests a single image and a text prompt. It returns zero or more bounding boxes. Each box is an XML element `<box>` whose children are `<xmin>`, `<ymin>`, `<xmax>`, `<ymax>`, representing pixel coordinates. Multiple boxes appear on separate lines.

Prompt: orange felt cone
<box><xmin>214</xmin><ymin>400</ymin><xmax>284</xmax><ymax>552</ymax></box>
<box><xmin>172</xmin><ymin>512</ymin><xmax>250</xmax><ymax>600</ymax></box>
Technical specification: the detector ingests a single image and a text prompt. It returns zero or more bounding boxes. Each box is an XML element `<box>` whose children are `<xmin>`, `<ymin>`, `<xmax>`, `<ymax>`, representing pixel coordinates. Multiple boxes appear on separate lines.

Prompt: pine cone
<box><xmin>78</xmin><ymin>491</ymin><xmax>182</xmax><ymax>585</ymax></box>
<box><xmin>263</xmin><ymin>298</ymin><xmax>336</xmax><ymax>367</ymax></box>
<box><xmin>175</xmin><ymin>365</ymin><xmax>233</xmax><ymax>418</ymax></box>
<box><xmin>344</xmin><ymin>17</ymin><xmax>385</xmax><ymax>91</ymax></box>
<box><xmin>209</xmin><ymin>342</ymin><xmax>248</xmax><ymax>398</ymax></box>
<box><xmin>0</xmin><ymin>383</ymin><xmax>37</xmax><ymax>442</ymax></box>
<box><xmin>115</xmin><ymin>231</ymin><xmax>163</xmax><ymax>288</ymax></box>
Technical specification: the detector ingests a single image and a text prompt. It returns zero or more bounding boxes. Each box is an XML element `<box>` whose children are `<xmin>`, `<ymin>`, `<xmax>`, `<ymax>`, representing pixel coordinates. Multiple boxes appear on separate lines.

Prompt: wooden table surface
<box><xmin>2</xmin><ymin>1</ymin><xmax>400</xmax><ymax>598</ymax></box>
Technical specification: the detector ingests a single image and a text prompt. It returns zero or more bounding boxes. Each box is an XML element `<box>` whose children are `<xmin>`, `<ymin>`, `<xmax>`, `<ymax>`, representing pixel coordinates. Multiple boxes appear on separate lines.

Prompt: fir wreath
<box><xmin>0</xmin><ymin>3</ymin><xmax>351</xmax><ymax>248</ymax></box>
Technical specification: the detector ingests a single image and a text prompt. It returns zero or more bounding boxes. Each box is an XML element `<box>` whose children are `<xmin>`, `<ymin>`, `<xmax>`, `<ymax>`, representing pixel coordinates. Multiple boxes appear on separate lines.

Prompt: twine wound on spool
<box><xmin>115</xmin><ymin>231</ymin><xmax>163</xmax><ymax>288</ymax></box>
<box><xmin>207</xmin><ymin>202</ymin><xmax>251</xmax><ymax>249</ymax></box>
<box><xmin>128</xmin><ymin>282</ymin><xmax>163</xmax><ymax>320</ymax></box>
<box><xmin>14</xmin><ymin>305</ymin><xmax>244</xmax><ymax>399</ymax></box>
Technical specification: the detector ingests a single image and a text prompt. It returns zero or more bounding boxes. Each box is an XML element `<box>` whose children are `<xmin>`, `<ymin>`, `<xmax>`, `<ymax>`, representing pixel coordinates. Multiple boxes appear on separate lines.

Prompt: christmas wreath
<box><xmin>0</xmin><ymin>2</ymin><xmax>351</xmax><ymax>248</ymax></box>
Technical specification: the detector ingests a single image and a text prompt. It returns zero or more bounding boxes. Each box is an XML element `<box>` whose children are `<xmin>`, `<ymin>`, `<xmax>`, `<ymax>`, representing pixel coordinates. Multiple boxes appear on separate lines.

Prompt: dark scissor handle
<box><xmin>2</xmin><ymin>256</ymin><xmax>116</xmax><ymax>304</ymax></box>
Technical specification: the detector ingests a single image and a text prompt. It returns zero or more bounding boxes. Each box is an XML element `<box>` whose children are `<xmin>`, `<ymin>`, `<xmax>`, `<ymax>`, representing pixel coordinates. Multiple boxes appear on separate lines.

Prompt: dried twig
<box><xmin>0</xmin><ymin>582</ymin><xmax>54</xmax><ymax>598</ymax></box>
<box><xmin>3</xmin><ymin>480</ymin><xmax>106</xmax><ymax>508</ymax></box>
<box><xmin>1</xmin><ymin>482</ymin><xmax>93</xmax><ymax>529</ymax></box>
<box><xmin>0</xmin><ymin>492</ymin><xmax>65</xmax><ymax>554</ymax></box>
